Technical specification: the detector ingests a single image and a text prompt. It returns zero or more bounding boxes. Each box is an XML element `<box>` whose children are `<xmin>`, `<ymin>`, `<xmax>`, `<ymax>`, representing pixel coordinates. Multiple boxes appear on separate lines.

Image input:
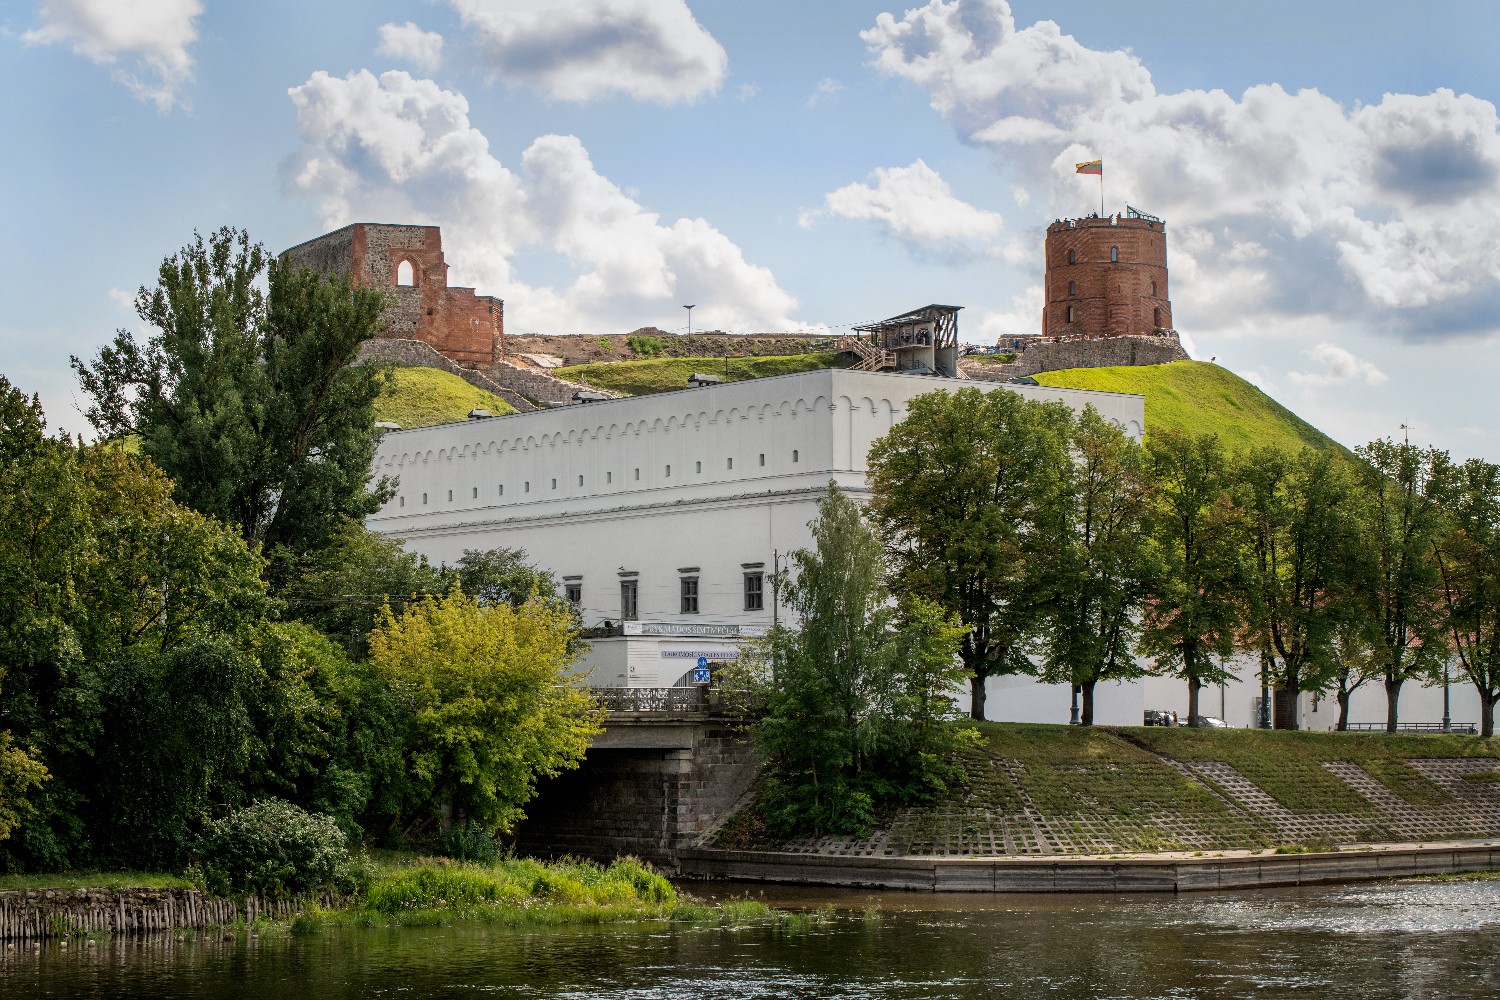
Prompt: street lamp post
<box><xmin>684</xmin><ymin>304</ymin><xmax>695</xmax><ymax>336</ymax></box>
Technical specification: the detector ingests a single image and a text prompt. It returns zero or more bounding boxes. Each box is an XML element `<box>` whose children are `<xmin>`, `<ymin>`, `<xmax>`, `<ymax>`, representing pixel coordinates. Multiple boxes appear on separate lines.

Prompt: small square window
<box><xmin>565</xmin><ymin>582</ymin><xmax>582</xmax><ymax>605</ymax></box>
<box><xmin>744</xmin><ymin>572</ymin><xmax>764</xmax><ymax>611</ymax></box>
<box><xmin>680</xmin><ymin>577</ymin><xmax>699</xmax><ymax>614</ymax></box>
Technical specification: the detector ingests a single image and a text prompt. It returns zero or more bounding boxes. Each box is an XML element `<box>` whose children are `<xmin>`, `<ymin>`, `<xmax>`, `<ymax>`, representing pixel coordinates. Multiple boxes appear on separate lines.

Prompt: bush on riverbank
<box><xmin>194</xmin><ymin>800</ymin><xmax>371</xmax><ymax>899</ymax></box>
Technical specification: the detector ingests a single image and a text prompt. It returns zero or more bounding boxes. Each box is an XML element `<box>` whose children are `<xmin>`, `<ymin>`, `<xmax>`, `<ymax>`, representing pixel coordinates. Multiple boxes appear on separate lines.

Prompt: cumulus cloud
<box><xmin>377</xmin><ymin>22</ymin><xmax>445</xmax><ymax>72</ymax></box>
<box><xmin>862</xmin><ymin>0</ymin><xmax>1500</xmax><ymax>342</ymax></box>
<box><xmin>23</xmin><ymin>0</ymin><xmax>201</xmax><ymax>111</ymax></box>
<box><xmin>814</xmin><ymin>159</ymin><xmax>1005</xmax><ymax>258</ymax></box>
<box><xmin>284</xmin><ymin>69</ymin><xmax>806</xmax><ymax>335</ymax></box>
<box><xmin>446</xmin><ymin>0</ymin><xmax>726</xmax><ymax>103</ymax></box>
<box><xmin>1288</xmin><ymin>342</ymin><xmax>1389</xmax><ymax>387</ymax></box>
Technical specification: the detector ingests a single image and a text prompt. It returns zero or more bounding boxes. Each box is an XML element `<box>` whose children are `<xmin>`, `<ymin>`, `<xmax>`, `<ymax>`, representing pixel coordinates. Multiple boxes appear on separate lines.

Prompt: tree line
<box><xmin>863</xmin><ymin>386</ymin><xmax>1500</xmax><ymax>737</ymax></box>
<box><xmin>0</xmin><ymin>228</ymin><xmax>596</xmax><ymax>873</ymax></box>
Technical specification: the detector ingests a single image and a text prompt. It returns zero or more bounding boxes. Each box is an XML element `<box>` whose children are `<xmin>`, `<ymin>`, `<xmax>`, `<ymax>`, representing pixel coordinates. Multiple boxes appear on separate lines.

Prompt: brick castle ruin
<box><xmin>280</xmin><ymin>210</ymin><xmax>1188</xmax><ymax>390</ymax></box>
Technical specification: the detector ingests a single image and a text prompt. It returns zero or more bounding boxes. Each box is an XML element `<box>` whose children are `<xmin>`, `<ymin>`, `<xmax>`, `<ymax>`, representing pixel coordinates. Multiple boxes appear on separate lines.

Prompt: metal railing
<box><xmin>591</xmin><ymin>686</ymin><xmax>708</xmax><ymax>714</ymax></box>
<box><xmin>835</xmin><ymin>336</ymin><xmax>895</xmax><ymax>372</ymax></box>
<box><xmin>1345</xmin><ymin>722</ymin><xmax>1478</xmax><ymax>735</ymax></box>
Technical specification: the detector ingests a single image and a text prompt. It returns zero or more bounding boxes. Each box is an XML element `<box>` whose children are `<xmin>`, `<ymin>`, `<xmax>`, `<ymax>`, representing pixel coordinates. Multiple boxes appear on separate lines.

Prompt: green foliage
<box><xmin>1034</xmin><ymin>361</ymin><xmax>1341</xmax><ymax>454</ymax></box>
<box><xmin>556</xmin><ymin>352</ymin><xmax>850</xmax><ymax>396</ymax></box>
<box><xmin>625</xmin><ymin>334</ymin><xmax>666</xmax><ymax>357</ymax></box>
<box><xmin>279</xmin><ymin>519</ymin><xmax>448</xmax><ymax>658</ymax></box>
<box><xmin>743</xmin><ymin>484</ymin><xmax>973</xmax><ymax>837</ymax></box>
<box><xmin>1234</xmin><ymin>446</ymin><xmax>1368</xmax><ymax>727</ymax></box>
<box><xmin>1041</xmin><ymin>408</ymin><xmax>1154</xmax><ymax>724</ymax></box>
<box><xmin>373</xmin><ymin>366</ymin><xmax>516</xmax><ymax>429</ymax></box>
<box><xmin>454</xmin><ymin>546</ymin><xmax>558</xmax><ymax>608</ymax></box>
<box><xmin>195</xmin><ymin>799</ymin><xmax>369</xmax><ymax>898</ymax></box>
<box><xmin>1436</xmin><ymin>457</ymin><xmax>1500</xmax><ymax>736</ymax></box>
<box><xmin>70</xmin><ymin>226</ymin><xmax>391</xmax><ymax>567</ymax></box>
<box><xmin>1139</xmin><ymin>430</ymin><xmax>1243</xmax><ymax>721</ymax></box>
<box><xmin>1354</xmin><ymin>438</ymin><xmax>1453</xmax><ymax>729</ymax></box>
<box><xmin>440</xmin><ymin>821</ymin><xmax>501</xmax><ymax>864</ymax></box>
<box><xmin>362</xmin><ymin>856</ymin><xmax>674</xmax><ymax>916</ymax></box>
<box><xmin>867</xmin><ymin>386</ymin><xmax>1074</xmax><ymax>720</ymax></box>
<box><xmin>368</xmin><ymin>589</ymin><xmax>603</xmax><ymax>836</ymax></box>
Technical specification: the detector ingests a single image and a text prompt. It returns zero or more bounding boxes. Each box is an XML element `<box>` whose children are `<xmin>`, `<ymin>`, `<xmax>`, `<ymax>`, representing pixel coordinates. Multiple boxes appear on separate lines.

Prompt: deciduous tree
<box><xmin>867</xmin><ymin>387</ymin><xmax>1073</xmax><ymax>720</ymax></box>
<box><xmin>71</xmin><ymin>227</ymin><xmax>391</xmax><ymax>572</ymax></box>
<box><xmin>1041</xmin><ymin>409</ymin><xmax>1153</xmax><ymax>725</ymax></box>
<box><xmin>1433</xmin><ymin>458</ymin><xmax>1500</xmax><ymax>737</ymax></box>
<box><xmin>368</xmin><ymin>589</ymin><xmax>602</xmax><ymax>836</ymax></box>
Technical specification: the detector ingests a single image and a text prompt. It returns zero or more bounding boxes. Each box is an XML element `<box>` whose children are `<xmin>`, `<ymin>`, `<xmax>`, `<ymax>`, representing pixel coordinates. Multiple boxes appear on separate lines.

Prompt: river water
<box><xmin>8</xmin><ymin>880</ymin><xmax>1500</xmax><ymax>998</ymax></box>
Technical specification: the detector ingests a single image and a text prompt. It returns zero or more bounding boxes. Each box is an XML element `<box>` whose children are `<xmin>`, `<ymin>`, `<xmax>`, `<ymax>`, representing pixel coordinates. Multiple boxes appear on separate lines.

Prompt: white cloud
<box><xmin>862</xmin><ymin>0</ymin><xmax>1500</xmax><ymax>343</ymax></box>
<box><xmin>737</xmin><ymin>83</ymin><xmax>760</xmax><ymax>102</ymax></box>
<box><xmin>23</xmin><ymin>0</ymin><xmax>201</xmax><ymax>111</ymax></box>
<box><xmin>971</xmin><ymin>284</ymin><xmax>1044</xmax><ymax>343</ymax></box>
<box><xmin>107</xmin><ymin>287</ymin><xmax>136</xmax><ymax>311</ymax></box>
<box><xmin>806</xmin><ymin>77</ymin><xmax>845</xmax><ymax>108</ymax></box>
<box><xmin>446</xmin><ymin>0</ymin><xmax>726</xmax><ymax>103</ymax></box>
<box><xmin>377</xmin><ymin>22</ymin><xmax>445</xmax><ymax>73</ymax></box>
<box><xmin>1288</xmin><ymin>342</ymin><xmax>1389</xmax><ymax>387</ymax></box>
<box><xmin>818</xmin><ymin>159</ymin><xmax>1005</xmax><ymax>257</ymax></box>
<box><xmin>285</xmin><ymin>69</ymin><xmax>806</xmax><ymax>335</ymax></box>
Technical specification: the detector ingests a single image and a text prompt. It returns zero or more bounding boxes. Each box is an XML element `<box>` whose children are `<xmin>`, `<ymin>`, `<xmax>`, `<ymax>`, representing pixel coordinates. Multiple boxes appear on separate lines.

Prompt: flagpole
<box><xmin>1100</xmin><ymin>171</ymin><xmax>1104</xmax><ymax>217</ymax></box>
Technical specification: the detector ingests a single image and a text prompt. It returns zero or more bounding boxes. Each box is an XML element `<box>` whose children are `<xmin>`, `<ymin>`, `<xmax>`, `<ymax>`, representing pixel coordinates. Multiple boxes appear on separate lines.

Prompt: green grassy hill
<box><xmin>556</xmin><ymin>352</ymin><xmax>852</xmax><ymax>397</ymax></box>
<box><xmin>1034</xmin><ymin>360</ymin><xmax>1342</xmax><ymax>453</ymax></box>
<box><xmin>373</xmin><ymin>366</ymin><xmax>517</xmax><ymax>429</ymax></box>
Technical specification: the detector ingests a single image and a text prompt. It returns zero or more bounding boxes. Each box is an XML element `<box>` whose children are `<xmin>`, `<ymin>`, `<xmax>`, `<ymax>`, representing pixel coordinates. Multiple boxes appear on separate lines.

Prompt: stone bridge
<box><xmin>512</xmin><ymin>688</ymin><xmax>758</xmax><ymax>866</ymax></box>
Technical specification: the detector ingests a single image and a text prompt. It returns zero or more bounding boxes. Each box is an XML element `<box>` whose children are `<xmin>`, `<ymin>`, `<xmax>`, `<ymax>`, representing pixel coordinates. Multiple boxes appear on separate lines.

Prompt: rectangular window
<box><xmin>758</xmin><ymin>453</ymin><xmax>765</xmax><ymax>467</ymax></box>
<box><xmin>620</xmin><ymin>579</ymin><xmax>638</xmax><ymax>621</ymax></box>
<box><xmin>695</xmin><ymin>461</ymin><xmax>702</xmax><ymax>473</ymax></box>
<box><xmin>578</xmin><ymin>475</ymin><xmax>584</xmax><ymax>487</ymax></box>
<box><xmin>634</xmin><ymin>468</ymin><xmax>640</xmax><ymax>481</ymax></box>
<box><xmin>607</xmin><ymin>471</ymin><xmax>613</xmax><ymax>483</ymax></box>
<box><xmin>448</xmin><ymin>490</ymin><xmax>453</xmax><ymax>501</ymax></box>
<box><xmin>498</xmin><ymin>484</ymin><xmax>504</xmax><ymax>496</ymax></box>
<box><xmin>727</xmin><ymin>457</ymin><xmax>733</xmax><ymax>470</ymax></box>
<box><xmin>665</xmin><ymin>464</ymin><xmax>671</xmax><ymax>477</ymax></box>
<box><xmin>565</xmin><ymin>582</ymin><xmax>582</xmax><ymax>605</ymax></box>
<box><xmin>551</xmin><ymin>478</ymin><xmax>557</xmax><ymax>490</ymax></box>
<box><xmin>680</xmin><ymin>577</ymin><xmax>699</xmax><ymax>614</ymax></box>
<box><xmin>472</xmin><ymin>487</ymin><xmax>478</xmax><ymax>499</ymax></box>
<box><xmin>399</xmin><ymin>497</ymin><xmax>405</xmax><ymax>507</ymax></box>
<box><xmin>744</xmin><ymin>572</ymin><xmax>764</xmax><ymax>611</ymax></box>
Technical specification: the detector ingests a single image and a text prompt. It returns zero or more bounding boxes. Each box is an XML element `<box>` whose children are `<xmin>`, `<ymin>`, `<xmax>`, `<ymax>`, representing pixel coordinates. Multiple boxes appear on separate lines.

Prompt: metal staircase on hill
<box><xmin>836</xmin><ymin>336</ymin><xmax>896</xmax><ymax>372</ymax></box>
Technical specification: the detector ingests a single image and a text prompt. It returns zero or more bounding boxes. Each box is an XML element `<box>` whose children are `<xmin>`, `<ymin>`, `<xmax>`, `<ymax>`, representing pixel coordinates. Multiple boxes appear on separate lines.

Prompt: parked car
<box><xmin>1190</xmin><ymin>715</ymin><xmax>1229</xmax><ymax>729</ymax></box>
<box><xmin>1143</xmin><ymin>710</ymin><xmax>1173</xmax><ymax>726</ymax></box>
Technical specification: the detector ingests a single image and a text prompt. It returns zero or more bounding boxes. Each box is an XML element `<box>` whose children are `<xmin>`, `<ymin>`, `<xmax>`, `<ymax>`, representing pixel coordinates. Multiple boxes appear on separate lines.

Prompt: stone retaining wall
<box><xmin>965</xmin><ymin>334</ymin><xmax>1188</xmax><ymax>381</ymax></box>
<box><xmin>678</xmin><ymin>842</ymin><xmax>1500</xmax><ymax>893</ymax></box>
<box><xmin>356</xmin><ymin>339</ymin><xmax>537</xmax><ymax>413</ymax></box>
<box><xmin>486</xmin><ymin>360</ymin><xmax>610</xmax><ymax>407</ymax></box>
<box><xmin>0</xmin><ymin>888</ymin><xmax>333</xmax><ymax>940</ymax></box>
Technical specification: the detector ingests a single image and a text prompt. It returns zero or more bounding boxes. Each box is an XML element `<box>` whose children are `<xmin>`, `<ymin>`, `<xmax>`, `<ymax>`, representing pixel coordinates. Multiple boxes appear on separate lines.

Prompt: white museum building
<box><xmin>366</xmin><ymin>366</ymin><xmax>1480</xmax><ymax>731</ymax></box>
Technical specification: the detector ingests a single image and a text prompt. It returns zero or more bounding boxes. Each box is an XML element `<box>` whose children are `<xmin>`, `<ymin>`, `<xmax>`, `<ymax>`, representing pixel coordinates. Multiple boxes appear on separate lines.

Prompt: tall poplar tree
<box><xmin>1433</xmin><ymin>458</ymin><xmax>1500</xmax><ymax>737</ymax></box>
<box><xmin>72</xmin><ymin>227</ymin><xmax>390</xmax><ymax>573</ymax></box>
<box><xmin>867</xmin><ymin>387</ymin><xmax>1073</xmax><ymax>720</ymax></box>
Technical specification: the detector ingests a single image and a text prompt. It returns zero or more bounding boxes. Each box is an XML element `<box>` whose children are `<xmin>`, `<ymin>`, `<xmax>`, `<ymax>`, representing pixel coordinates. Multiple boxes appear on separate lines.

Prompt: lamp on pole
<box><xmin>684</xmin><ymin>304</ymin><xmax>696</xmax><ymax>337</ymax></box>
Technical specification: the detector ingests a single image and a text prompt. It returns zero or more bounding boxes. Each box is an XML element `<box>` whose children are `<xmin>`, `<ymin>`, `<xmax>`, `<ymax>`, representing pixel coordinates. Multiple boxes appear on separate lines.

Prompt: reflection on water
<box><xmin>7</xmin><ymin>879</ymin><xmax>1500</xmax><ymax>999</ymax></box>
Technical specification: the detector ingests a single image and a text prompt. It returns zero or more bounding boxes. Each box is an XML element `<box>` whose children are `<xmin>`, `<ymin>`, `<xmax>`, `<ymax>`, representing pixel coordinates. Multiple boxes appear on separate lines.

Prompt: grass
<box><xmin>965</xmin><ymin>352</ymin><xmax>1017</xmax><ymax>365</ymax></box>
<box><xmin>556</xmin><ymin>352</ymin><xmax>852</xmax><ymax>397</ymax></box>
<box><xmin>0</xmin><ymin>870</ymin><xmax>194</xmax><ymax>892</ymax></box>
<box><xmin>1033</xmin><ymin>360</ymin><xmax>1343</xmax><ymax>454</ymax></box>
<box><xmin>373</xmin><ymin>365</ymin><xmax>517</xmax><ymax>429</ymax></box>
<box><xmin>1125</xmin><ymin>726</ymin><xmax>1500</xmax><ymax>814</ymax></box>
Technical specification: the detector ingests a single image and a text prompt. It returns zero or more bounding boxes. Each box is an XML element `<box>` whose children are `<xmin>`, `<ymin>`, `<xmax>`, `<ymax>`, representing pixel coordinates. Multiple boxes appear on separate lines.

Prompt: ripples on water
<box><xmin>7</xmin><ymin>880</ymin><xmax>1500</xmax><ymax>999</ymax></box>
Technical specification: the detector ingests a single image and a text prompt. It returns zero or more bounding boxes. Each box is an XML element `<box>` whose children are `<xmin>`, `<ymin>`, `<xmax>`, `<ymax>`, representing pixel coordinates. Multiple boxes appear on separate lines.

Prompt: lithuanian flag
<box><xmin>1075</xmin><ymin>159</ymin><xmax>1103</xmax><ymax>175</ymax></box>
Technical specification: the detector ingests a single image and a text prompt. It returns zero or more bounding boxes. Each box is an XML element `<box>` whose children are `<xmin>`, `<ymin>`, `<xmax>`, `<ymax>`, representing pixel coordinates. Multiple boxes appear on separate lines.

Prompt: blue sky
<box><xmin>5</xmin><ymin>1</ymin><xmax>1500</xmax><ymax>457</ymax></box>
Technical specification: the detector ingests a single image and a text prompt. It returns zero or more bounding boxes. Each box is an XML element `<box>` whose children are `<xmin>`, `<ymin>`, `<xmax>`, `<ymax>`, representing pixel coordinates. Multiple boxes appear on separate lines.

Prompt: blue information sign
<box><xmin>692</xmin><ymin>656</ymin><xmax>711</xmax><ymax>684</ymax></box>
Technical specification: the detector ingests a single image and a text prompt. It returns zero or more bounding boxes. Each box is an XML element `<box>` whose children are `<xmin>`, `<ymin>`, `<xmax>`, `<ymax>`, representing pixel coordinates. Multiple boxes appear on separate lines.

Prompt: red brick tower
<box><xmin>1042</xmin><ymin>214</ymin><xmax>1172</xmax><ymax>338</ymax></box>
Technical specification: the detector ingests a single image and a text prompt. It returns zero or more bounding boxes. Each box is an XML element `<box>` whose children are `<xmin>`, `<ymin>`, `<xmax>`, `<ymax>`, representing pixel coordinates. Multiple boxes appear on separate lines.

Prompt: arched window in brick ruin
<box><xmin>1151</xmin><ymin>281</ymin><xmax>1157</xmax><ymax>297</ymax></box>
<box><xmin>1068</xmin><ymin>249</ymin><xmax>1076</xmax><ymax>264</ymax></box>
<box><xmin>1110</xmin><ymin>246</ymin><xmax>1119</xmax><ymax>262</ymax></box>
<box><xmin>1067</xmin><ymin>306</ymin><xmax>1075</xmax><ymax>324</ymax></box>
<box><xmin>1154</xmin><ymin>307</ymin><xmax>1162</xmax><ymax>329</ymax></box>
<box><xmin>1068</xmin><ymin>281</ymin><xmax>1077</xmax><ymax>296</ymax></box>
<box><xmin>396</xmin><ymin>260</ymin><xmax>416</xmax><ymax>286</ymax></box>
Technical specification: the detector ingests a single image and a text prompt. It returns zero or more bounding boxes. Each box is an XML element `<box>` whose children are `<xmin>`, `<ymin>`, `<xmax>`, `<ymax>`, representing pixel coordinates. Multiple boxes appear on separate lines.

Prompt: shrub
<box><xmin>195</xmin><ymin>799</ymin><xmax>368</xmax><ymax>898</ymax></box>
<box><xmin>441</xmin><ymin>820</ymin><xmax>502</xmax><ymax>863</ymax></box>
<box><xmin>627</xmin><ymin>335</ymin><xmax>666</xmax><ymax>358</ymax></box>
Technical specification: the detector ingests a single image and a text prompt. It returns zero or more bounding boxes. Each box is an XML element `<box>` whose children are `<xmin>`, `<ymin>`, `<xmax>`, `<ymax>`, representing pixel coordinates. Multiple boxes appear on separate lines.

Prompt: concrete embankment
<box><xmin>0</xmin><ymin>888</ymin><xmax>331</xmax><ymax>941</ymax></box>
<box><xmin>679</xmin><ymin>841</ymin><xmax>1500</xmax><ymax>893</ymax></box>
